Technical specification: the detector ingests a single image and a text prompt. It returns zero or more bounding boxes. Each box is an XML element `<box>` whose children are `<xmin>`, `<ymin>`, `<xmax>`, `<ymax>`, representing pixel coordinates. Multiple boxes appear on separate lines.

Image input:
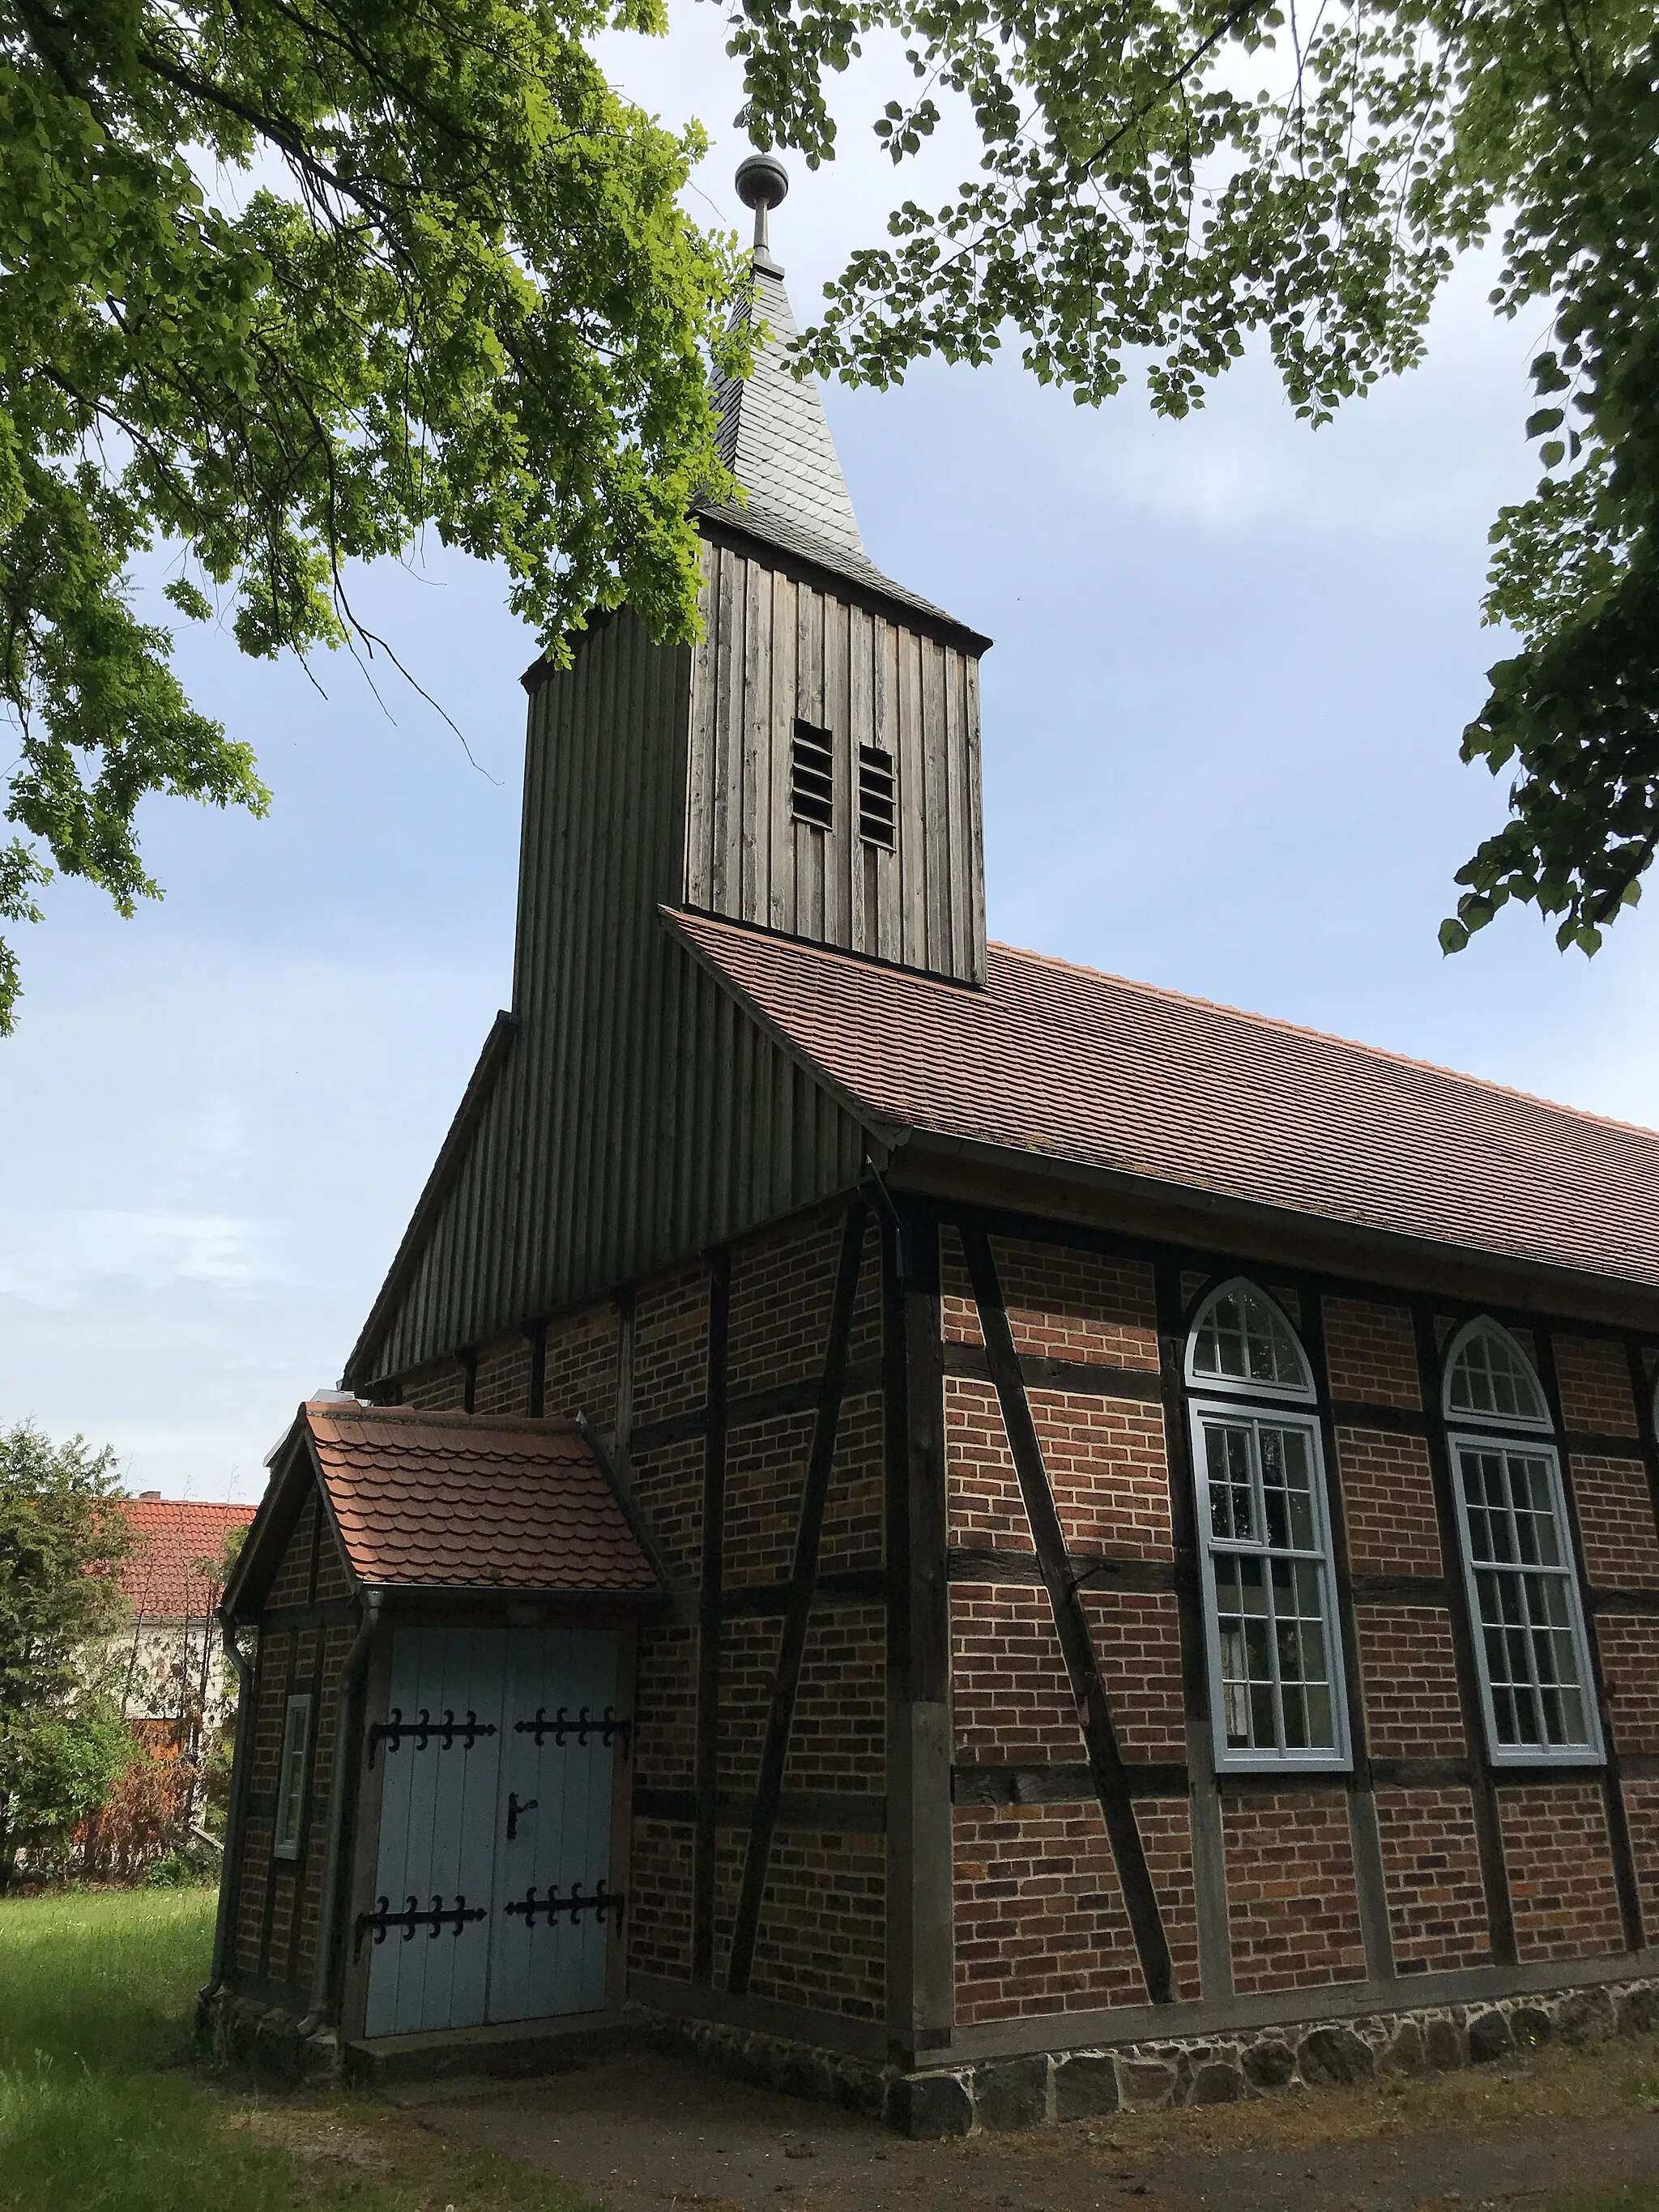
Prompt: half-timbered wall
<box><xmin>371</xmin><ymin>1178</ymin><xmax>1659</xmax><ymax>2075</ymax></box>
<box><xmin>927</xmin><ymin>1204</ymin><xmax>1659</xmax><ymax>2052</ymax></box>
<box><xmin>381</xmin><ymin>1202</ymin><xmax>892</xmax><ymax>2039</ymax></box>
<box><xmin>621</xmin><ymin>1204</ymin><xmax>891</xmax><ymax>2028</ymax></box>
<box><xmin>228</xmin><ymin>1490</ymin><xmax>355</xmax><ymax>1997</ymax></box>
<box><xmin>685</xmin><ymin>538</ymin><xmax>986</xmax><ymax>986</ymax></box>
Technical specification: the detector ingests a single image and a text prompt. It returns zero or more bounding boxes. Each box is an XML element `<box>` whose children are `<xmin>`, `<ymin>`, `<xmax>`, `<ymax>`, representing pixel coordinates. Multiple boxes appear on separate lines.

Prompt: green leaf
<box><xmin>0</xmin><ymin>0</ymin><xmax>746</xmax><ymax>1027</ymax></box>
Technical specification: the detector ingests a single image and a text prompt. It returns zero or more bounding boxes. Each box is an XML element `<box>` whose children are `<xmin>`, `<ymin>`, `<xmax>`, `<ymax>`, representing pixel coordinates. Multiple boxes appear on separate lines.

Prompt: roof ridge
<box><xmin>311</xmin><ymin>1403</ymin><xmax>584</xmax><ymax>1438</ymax></box>
<box><xmin>124</xmin><ymin>1498</ymin><xmax>252</xmax><ymax>1515</ymax></box>
<box><xmin>985</xmin><ymin>938</ymin><xmax>1659</xmax><ymax>1147</ymax></box>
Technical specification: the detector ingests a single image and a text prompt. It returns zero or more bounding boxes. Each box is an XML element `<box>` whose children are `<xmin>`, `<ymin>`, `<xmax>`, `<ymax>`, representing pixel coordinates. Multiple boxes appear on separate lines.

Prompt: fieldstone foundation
<box><xmin>195</xmin><ymin>1975</ymin><xmax>1659</xmax><ymax>2136</ymax></box>
<box><xmin>197</xmin><ymin>1986</ymin><xmax>339</xmax><ymax>2088</ymax></box>
<box><xmin>640</xmin><ymin>1976</ymin><xmax>1659</xmax><ymax>2138</ymax></box>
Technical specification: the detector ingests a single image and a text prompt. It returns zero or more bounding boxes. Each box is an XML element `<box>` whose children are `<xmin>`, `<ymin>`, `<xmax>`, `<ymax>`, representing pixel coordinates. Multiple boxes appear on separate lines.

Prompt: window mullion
<box><xmin>1491</xmin><ymin>1452</ymin><xmax>1541</xmax><ymax>1747</ymax></box>
<box><xmin>1513</xmin><ymin>1549</ymin><xmax>1550</xmax><ymax>1747</ymax></box>
<box><xmin>1251</xmin><ymin>1426</ymin><xmax>1289</xmax><ymax>1754</ymax></box>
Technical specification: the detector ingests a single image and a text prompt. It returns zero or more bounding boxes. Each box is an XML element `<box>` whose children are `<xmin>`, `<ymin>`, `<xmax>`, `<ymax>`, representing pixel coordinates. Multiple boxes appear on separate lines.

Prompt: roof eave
<box><xmin>342</xmin><ymin>1009</ymin><xmax>518</xmax><ymax>1390</ymax></box>
<box><xmin>358</xmin><ymin>1579</ymin><xmax>666</xmax><ymax>1605</ymax></box>
<box><xmin>693</xmin><ymin>507</ymin><xmax>994</xmax><ymax>657</ymax></box>
<box><xmin>221</xmin><ymin>1419</ymin><xmax>339</xmax><ymax>1623</ymax></box>
<box><xmin>893</xmin><ymin>1127</ymin><xmax>1659</xmax><ymax>1331</ymax></box>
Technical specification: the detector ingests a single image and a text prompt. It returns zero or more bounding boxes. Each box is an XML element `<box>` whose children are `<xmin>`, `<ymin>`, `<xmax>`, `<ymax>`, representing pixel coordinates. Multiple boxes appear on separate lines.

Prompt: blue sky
<box><xmin>4</xmin><ymin>14</ymin><xmax>1656</xmax><ymax>1502</ymax></box>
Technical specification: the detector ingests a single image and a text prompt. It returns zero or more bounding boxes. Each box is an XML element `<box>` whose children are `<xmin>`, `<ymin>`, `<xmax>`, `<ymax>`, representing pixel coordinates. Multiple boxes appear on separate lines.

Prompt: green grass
<box><xmin>0</xmin><ymin>1888</ymin><xmax>588</xmax><ymax>2212</ymax></box>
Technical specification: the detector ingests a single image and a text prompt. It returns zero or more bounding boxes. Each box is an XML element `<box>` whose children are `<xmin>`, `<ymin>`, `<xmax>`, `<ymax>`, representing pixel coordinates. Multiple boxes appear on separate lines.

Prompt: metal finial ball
<box><xmin>735</xmin><ymin>152</ymin><xmax>789</xmax><ymax>213</ymax></box>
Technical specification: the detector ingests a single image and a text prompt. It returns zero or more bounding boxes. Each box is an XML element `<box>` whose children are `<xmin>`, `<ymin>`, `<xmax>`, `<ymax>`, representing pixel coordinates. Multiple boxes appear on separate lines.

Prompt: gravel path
<box><xmin>403</xmin><ymin>2050</ymin><xmax>1659</xmax><ymax>2212</ymax></box>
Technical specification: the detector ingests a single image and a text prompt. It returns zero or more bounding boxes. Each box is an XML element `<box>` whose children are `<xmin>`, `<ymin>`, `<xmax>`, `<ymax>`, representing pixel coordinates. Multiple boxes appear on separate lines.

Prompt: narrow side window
<box><xmin>1191</xmin><ymin>1405</ymin><xmax>1349</xmax><ymax>1768</ymax></box>
<box><xmin>1440</xmin><ymin>1316</ymin><xmax>1600</xmax><ymax>1763</ymax></box>
<box><xmin>274</xmin><ymin>1693</ymin><xmax>313</xmax><ymax>1859</ymax></box>
<box><xmin>1185</xmin><ymin>1278</ymin><xmax>1346</xmax><ymax>1771</ymax></box>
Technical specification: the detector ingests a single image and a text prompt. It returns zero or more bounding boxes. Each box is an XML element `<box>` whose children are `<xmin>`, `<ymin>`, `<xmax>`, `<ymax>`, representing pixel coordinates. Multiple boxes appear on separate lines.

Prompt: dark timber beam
<box><xmin>1298</xmin><ymin>1276</ymin><xmax>1396</xmax><ymax>1984</ymax></box>
<box><xmin>963</xmin><ymin>1226</ymin><xmax>1175</xmax><ymax>2007</ymax></box>
<box><xmin>693</xmin><ymin>1250</ymin><xmax>731</xmax><ymax>1986</ymax></box>
<box><xmin>1412</xmin><ymin>1302</ymin><xmax>1519</xmax><ymax>1967</ymax></box>
<box><xmin>1536</xmin><ymin>1328</ymin><xmax>1644</xmax><ymax>1953</ymax></box>
<box><xmin>884</xmin><ymin>1210</ymin><xmax>955</xmax><ymax>2064</ymax></box>
<box><xmin>524</xmin><ymin>1319</ymin><xmax>548</xmax><ymax>1418</ymax></box>
<box><xmin>727</xmin><ymin>1205</ymin><xmax>869</xmax><ymax>1994</ymax></box>
<box><xmin>1154</xmin><ymin>1257</ymin><xmax>1235</xmax><ymax>2001</ymax></box>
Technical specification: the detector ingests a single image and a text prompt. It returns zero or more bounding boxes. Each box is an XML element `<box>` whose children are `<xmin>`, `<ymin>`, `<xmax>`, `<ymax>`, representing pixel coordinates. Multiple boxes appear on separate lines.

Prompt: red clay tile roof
<box><xmin>302</xmin><ymin>1404</ymin><xmax>659</xmax><ymax>1593</ymax></box>
<box><xmin>120</xmin><ymin>1499</ymin><xmax>255</xmax><ymax>1618</ymax></box>
<box><xmin>670</xmin><ymin>909</ymin><xmax>1659</xmax><ymax>1293</ymax></box>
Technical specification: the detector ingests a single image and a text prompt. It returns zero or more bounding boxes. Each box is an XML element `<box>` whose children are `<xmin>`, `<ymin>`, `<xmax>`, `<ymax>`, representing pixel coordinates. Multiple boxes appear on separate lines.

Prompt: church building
<box><xmin>210</xmin><ymin>157</ymin><xmax>1659</xmax><ymax>2129</ymax></box>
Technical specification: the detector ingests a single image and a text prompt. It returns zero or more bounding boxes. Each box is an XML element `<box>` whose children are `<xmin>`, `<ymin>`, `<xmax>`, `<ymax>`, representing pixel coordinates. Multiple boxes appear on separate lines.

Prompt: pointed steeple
<box><xmin>705</xmin><ymin>153</ymin><xmax>957</xmax><ymax>620</ymax></box>
<box><xmin>715</xmin><ymin>253</ymin><xmax>868</xmax><ymax>567</ymax></box>
<box><xmin>710</xmin><ymin>154</ymin><xmax>866</xmax><ymax>569</ymax></box>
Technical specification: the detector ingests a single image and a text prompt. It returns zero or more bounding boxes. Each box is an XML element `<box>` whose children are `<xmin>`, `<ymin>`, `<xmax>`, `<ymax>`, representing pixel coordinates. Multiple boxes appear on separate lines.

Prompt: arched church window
<box><xmin>1441</xmin><ymin>1319</ymin><xmax>1601</xmax><ymax>1763</ymax></box>
<box><xmin>1185</xmin><ymin>1278</ymin><xmax>1315</xmax><ymax>1400</ymax></box>
<box><xmin>1443</xmin><ymin>1318</ymin><xmax>1551</xmax><ymax>1429</ymax></box>
<box><xmin>1185</xmin><ymin>1281</ymin><xmax>1346</xmax><ymax>1770</ymax></box>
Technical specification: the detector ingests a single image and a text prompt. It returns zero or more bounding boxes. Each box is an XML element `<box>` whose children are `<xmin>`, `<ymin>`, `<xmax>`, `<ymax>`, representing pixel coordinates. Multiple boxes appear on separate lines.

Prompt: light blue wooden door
<box><xmin>486</xmin><ymin>1629</ymin><xmax>619</xmax><ymax>2023</ymax></box>
<box><xmin>363</xmin><ymin>1628</ymin><xmax>505</xmax><ymax>2038</ymax></box>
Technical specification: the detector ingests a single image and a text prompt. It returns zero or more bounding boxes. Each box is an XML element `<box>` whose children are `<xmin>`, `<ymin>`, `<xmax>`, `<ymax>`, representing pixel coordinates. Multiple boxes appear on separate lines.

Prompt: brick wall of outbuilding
<box><xmin>231</xmin><ymin>1487</ymin><xmax>355</xmax><ymax>1997</ymax></box>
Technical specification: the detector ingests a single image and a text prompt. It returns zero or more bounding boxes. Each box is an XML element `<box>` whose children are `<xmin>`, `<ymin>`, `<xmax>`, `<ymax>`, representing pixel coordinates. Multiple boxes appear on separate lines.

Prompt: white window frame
<box><xmin>1446</xmin><ymin>1430</ymin><xmax>1603</xmax><ymax>1767</ymax></box>
<box><xmin>274</xmin><ymin>1693</ymin><xmax>313</xmax><ymax>1860</ymax></box>
<box><xmin>1189</xmin><ymin>1400</ymin><xmax>1351</xmax><ymax>1774</ymax></box>
<box><xmin>1184</xmin><ymin>1278</ymin><xmax>1316</xmax><ymax>1404</ymax></box>
<box><xmin>1441</xmin><ymin>1318</ymin><xmax>1553</xmax><ymax>1434</ymax></box>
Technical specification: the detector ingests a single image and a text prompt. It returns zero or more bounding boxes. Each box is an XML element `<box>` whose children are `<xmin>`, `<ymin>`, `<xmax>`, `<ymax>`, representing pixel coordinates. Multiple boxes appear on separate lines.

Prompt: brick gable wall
<box><xmin>953</xmin><ymin>1797</ymin><xmax>1199</xmax><ymax>2022</ymax></box>
<box><xmin>231</xmin><ymin>1485</ymin><xmax>355</xmax><ymax>1996</ymax></box>
<box><xmin>1570</xmin><ymin>1455</ymin><xmax>1659</xmax><ymax>1587</ymax></box>
<box><xmin>509</xmin><ymin>1205</ymin><xmax>892</xmax><ymax>2027</ymax></box>
<box><xmin>1336</xmin><ymin>1428</ymin><xmax>1443</xmax><ymax>1577</ymax></box>
<box><xmin>1499</xmin><ymin>1784</ymin><xmax>1627</xmax><ymax>1962</ymax></box>
<box><xmin>1324</xmin><ymin>1298</ymin><xmax>1421</xmax><ymax>1409</ymax></box>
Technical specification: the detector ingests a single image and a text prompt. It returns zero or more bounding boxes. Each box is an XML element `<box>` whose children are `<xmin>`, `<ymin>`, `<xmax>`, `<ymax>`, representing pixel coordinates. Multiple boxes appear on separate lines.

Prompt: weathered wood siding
<box><xmin>359</xmin><ymin>605</ymin><xmax>868</xmax><ymax>1386</ymax></box>
<box><xmin>685</xmin><ymin>539</ymin><xmax>987</xmax><ymax>987</ymax></box>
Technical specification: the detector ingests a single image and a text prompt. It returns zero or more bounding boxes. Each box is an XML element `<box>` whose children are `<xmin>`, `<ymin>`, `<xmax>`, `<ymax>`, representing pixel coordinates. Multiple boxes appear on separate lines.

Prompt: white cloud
<box><xmin>0</xmin><ymin>1208</ymin><xmax>296</xmax><ymax>1306</ymax></box>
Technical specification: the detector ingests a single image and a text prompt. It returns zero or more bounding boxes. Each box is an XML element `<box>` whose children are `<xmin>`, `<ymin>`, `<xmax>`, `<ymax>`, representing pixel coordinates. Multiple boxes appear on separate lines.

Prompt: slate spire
<box><xmin>711</xmin><ymin>155</ymin><xmax>868</xmax><ymax>571</ymax></box>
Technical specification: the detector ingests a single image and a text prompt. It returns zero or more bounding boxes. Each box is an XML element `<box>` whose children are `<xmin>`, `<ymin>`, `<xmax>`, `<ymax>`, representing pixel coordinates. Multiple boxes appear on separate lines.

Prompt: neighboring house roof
<box><xmin>120</xmin><ymin>1498</ymin><xmax>254</xmax><ymax>1620</ymax></box>
<box><xmin>301</xmin><ymin>1404</ymin><xmax>661</xmax><ymax>1596</ymax></box>
<box><xmin>669</xmin><ymin>907</ymin><xmax>1659</xmax><ymax>1294</ymax></box>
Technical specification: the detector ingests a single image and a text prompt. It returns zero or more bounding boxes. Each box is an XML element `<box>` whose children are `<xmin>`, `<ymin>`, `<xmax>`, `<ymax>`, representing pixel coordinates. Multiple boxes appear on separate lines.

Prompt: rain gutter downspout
<box><xmin>297</xmin><ymin>1587</ymin><xmax>382</xmax><ymax>2037</ymax></box>
<box><xmin>204</xmin><ymin>1613</ymin><xmax>254</xmax><ymax>2000</ymax></box>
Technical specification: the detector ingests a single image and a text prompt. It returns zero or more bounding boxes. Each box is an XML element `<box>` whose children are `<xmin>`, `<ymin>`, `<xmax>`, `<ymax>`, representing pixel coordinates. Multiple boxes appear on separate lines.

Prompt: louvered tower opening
<box><xmin>857</xmin><ymin>745</ymin><xmax>895</xmax><ymax>849</ymax></box>
<box><xmin>790</xmin><ymin>720</ymin><xmax>834</xmax><ymax>829</ymax></box>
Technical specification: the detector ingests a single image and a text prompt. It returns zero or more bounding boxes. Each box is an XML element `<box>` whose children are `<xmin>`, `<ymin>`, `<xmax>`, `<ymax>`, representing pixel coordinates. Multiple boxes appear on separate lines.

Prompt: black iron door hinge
<box><xmin>353</xmin><ymin>1893</ymin><xmax>488</xmax><ymax>1958</ymax></box>
<box><xmin>367</xmin><ymin>1707</ymin><xmax>499</xmax><ymax>1765</ymax></box>
<box><xmin>501</xmin><ymin>1881</ymin><xmax>625</xmax><ymax>1929</ymax></box>
<box><xmin>512</xmin><ymin>1704</ymin><xmax>632</xmax><ymax>1750</ymax></box>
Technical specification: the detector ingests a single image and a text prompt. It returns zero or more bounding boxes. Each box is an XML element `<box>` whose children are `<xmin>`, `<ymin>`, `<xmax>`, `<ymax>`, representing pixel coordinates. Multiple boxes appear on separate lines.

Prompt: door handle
<box><xmin>506</xmin><ymin>1792</ymin><xmax>539</xmax><ymax>1841</ymax></box>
